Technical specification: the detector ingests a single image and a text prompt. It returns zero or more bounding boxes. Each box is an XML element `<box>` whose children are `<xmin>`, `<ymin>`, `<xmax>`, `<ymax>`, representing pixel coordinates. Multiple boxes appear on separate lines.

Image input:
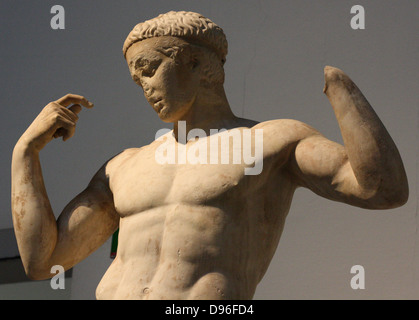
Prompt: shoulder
<box><xmin>243</xmin><ymin>119</ymin><xmax>323</xmax><ymax>167</ymax></box>
<box><xmin>101</xmin><ymin>131</ymin><xmax>174</xmax><ymax>174</ymax></box>
<box><xmin>95</xmin><ymin>147</ymin><xmax>142</xmax><ymax>179</ymax></box>
<box><xmin>253</xmin><ymin>119</ymin><xmax>321</xmax><ymax>143</ymax></box>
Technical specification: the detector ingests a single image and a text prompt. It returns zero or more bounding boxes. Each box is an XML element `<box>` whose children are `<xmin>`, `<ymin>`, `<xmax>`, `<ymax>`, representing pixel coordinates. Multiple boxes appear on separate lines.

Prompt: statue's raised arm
<box><xmin>283</xmin><ymin>66</ymin><xmax>408</xmax><ymax>209</ymax></box>
<box><xmin>11</xmin><ymin>94</ymin><xmax>119</xmax><ymax>279</ymax></box>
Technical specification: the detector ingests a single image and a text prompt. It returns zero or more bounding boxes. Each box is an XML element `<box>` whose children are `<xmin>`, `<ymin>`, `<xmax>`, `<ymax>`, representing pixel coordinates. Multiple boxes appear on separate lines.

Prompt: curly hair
<box><xmin>123</xmin><ymin>11</ymin><xmax>228</xmax><ymax>85</ymax></box>
<box><xmin>123</xmin><ymin>11</ymin><xmax>228</xmax><ymax>63</ymax></box>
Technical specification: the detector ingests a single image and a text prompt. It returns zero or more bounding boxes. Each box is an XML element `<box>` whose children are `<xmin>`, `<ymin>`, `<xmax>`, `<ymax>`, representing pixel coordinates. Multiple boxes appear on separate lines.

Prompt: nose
<box><xmin>142</xmin><ymin>83</ymin><xmax>154</xmax><ymax>98</ymax></box>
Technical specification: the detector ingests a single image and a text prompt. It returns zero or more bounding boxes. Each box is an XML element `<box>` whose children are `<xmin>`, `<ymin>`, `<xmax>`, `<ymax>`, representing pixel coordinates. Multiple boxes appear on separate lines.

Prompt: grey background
<box><xmin>0</xmin><ymin>0</ymin><xmax>418</xmax><ymax>299</ymax></box>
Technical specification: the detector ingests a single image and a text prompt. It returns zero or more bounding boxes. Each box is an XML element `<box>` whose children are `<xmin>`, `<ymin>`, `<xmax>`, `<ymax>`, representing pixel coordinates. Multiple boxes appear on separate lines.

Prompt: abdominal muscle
<box><xmin>95</xmin><ymin>203</ymin><xmax>258</xmax><ymax>300</ymax></box>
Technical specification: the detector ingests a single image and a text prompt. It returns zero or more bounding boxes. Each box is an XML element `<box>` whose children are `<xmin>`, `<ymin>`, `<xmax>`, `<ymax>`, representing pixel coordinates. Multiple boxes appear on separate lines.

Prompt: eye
<box><xmin>141</xmin><ymin>65</ymin><xmax>157</xmax><ymax>77</ymax></box>
<box><xmin>136</xmin><ymin>59</ymin><xmax>162</xmax><ymax>78</ymax></box>
<box><xmin>132</xmin><ymin>74</ymin><xmax>142</xmax><ymax>87</ymax></box>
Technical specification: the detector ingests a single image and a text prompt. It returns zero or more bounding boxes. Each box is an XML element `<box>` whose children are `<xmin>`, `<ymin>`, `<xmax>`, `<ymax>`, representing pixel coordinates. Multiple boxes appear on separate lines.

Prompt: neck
<box><xmin>173</xmin><ymin>85</ymin><xmax>239</xmax><ymax>140</ymax></box>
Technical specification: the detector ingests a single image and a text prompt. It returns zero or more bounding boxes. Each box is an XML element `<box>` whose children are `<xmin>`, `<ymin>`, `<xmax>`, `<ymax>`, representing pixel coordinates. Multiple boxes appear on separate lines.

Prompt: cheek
<box><xmin>140</xmin><ymin>75</ymin><xmax>164</xmax><ymax>99</ymax></box>
<box><xmin>140</xmin><ymin>62</ymin><xmax>200</xmax><ymax>106</ymax></box>
<box><xmin>176</xmin><ymin>69</ymin><xmax>200</xmax><ymax>98</ymax></box>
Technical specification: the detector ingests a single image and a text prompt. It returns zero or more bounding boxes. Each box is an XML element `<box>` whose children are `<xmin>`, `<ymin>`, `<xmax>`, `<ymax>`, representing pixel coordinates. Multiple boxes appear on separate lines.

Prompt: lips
<box><xmin>152</xmin><ymin>97</ymin><xmax>162</xmax><ymax>105</ymax></box>
<box><xmin>149</xmin><ymin>97</ymin><xmax>163</xmax><ymax>112</ymax></box>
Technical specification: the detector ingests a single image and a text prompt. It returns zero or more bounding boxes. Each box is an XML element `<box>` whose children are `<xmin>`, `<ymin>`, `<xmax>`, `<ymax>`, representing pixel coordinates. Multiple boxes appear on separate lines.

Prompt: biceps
<box><xmin>293</xmin><ymin>135</ymin><xmax>347</xmax><ymax>180</ymax></box>
<box><xmin>291</xmin><ymin>135</ymin><xmax>356</xmax><ymax>198</ymax></box>
<box><xmin>50</xmin><ymin>187</ymin><xmax>119</xmax><ymax>268</ymax></box>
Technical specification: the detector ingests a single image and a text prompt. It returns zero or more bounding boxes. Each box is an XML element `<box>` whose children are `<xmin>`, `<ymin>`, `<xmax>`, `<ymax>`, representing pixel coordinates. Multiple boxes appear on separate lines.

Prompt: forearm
<box><xmin>11</xmin><ymin>139</ymin><xmax>57</xmax><ymax>277</ymax></box>
<box><xmin>323</xmin><ymin>66</ymin><xmax>408</xmax><ymax>203</ymax></box>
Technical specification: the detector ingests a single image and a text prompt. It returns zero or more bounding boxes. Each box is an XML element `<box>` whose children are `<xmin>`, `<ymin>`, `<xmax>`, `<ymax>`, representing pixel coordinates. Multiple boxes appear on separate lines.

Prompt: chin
<box><xmin>158</xmin><ymin>116</ymin><xmax>175</xmax><ymax>123</ymax></box>
<box><xmin>156</xmin><ymin>105</ymin><xmax>188</xmax><ymax>124</ymax></box>
<box><xmin>156</xmin><ymin>109</ymin><xmax>178</xmax><ymax>123</ymax></box>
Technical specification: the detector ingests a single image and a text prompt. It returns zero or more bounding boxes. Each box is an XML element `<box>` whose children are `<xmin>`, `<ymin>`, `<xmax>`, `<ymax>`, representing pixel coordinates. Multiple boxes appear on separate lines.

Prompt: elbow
<box><xmin>367</xmin><ymin>181</ymin><xmax>409</xmax><ymax>210</ymax></box>
<box><xmin>386</xmin><ymin>185</ymin><xmax>409</xmax><ymax>209</ymax></box>
<box><xmin>383</xmin><ymin>173</ymin><xmax>409</xmax><ymax>209</ymax></box>
<box><xmin>354</xmin><ymin>173</ymin><xmax>409</xmax><ymax>209</ymax></box>
<box><xmin>23</xmin><ymin>263</ymin><xmax>53</xmax><ymax>281</ymax></box>
<box><xmin>381</xmin><ymin>162</ymin><xmax>410</xmax><ymax>208</ymax></box>
<box><xmin>25</xmin><ymin>269</ymin><xmax>49</xmax><ymax>281</ymax></box>
<box><xmin>378</xmin><ymin>193</ymin><xmax>408</xmax><ymax>209</ymax></box>
<box><xmin>26</xmin><ymin>271</ymin><xmax>45</xmax><ymax>281</ymax></box>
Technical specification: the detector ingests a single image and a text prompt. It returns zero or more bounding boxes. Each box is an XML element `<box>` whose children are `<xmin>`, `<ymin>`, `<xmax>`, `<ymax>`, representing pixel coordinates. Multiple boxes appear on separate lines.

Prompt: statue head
<box><xmin>123</xmin><ymin>11</ymin><xmax>230</xmax><ymax>122</ymax></box>
<box><xmin>123</xmin><ymin>11</ymin><xmax>228</xmax><ymax>86</ymax></box>
<box><xmin>123</xmin><ymin>11</ymin><xmax>228</xmax><ymax>64</ymax></box>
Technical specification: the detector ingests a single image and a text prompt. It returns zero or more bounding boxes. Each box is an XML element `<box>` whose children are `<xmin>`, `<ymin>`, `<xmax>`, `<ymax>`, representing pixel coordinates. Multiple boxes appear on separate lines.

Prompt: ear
<box><xmin>176</xmin><ymin>45</ymin><xmax>197</xmax><ymax>69</ymax></box>
<box><xmin>190</xmin><ymin>54</ymin><xmax>199</xmax><ymax>70</ymax></box>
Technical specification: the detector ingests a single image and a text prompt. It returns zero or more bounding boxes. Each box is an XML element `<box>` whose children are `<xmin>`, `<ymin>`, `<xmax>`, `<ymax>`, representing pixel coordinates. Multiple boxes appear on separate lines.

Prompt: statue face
<box><xmin>126</xmin><ymin>36</ymin><xmax>201</xmax><ymax>123</ymax></box>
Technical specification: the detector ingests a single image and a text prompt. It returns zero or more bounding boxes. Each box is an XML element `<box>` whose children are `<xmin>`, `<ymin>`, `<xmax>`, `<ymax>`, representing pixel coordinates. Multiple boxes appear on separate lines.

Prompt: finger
<box><xmin>53</xmin><ymin>127</ymin><xmax>75</xmax><ymax>141</ymax></box>
<box><xmin>62</xmin><ymin>125</ymin><xmax>76</xmax><ymax>141</ymax></box>
<box><xmin>68</xmin><ymin>104</ymin><xmax>82</xmax><ymax>115</ymax></box>
<box><xmin>55</xmin><ymin>105</ymin><xmax>79</xmax><ymax>122</ymax></box>
<box><xmin>57</xmin><ymin>93</ymin><xmax>94</xmax><ymax>108</ymax></box>
<box><xmin>56</xmin><ymin>94</ymin><xmax>94</xmax><ymax>109</ymax></box>
<box><xmin>53</xmin><ymin>128</ymin><xmax>66</xmax><ymax>139</ymax></box>
<box><xmin>53</xmin><ymin>126</ymin><xmax>75</xmax><ymax>141</ymax></box>
<box><xmin>52</xmin><ymin>117</ymin><xmax>76</xmax><ymax>140</ymax></box>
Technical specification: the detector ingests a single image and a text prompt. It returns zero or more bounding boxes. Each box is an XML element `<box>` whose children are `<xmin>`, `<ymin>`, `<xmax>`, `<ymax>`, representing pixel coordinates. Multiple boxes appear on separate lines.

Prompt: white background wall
<box><xmin>0</xmin><ymin>0</ymin><xmax>418</xmax><ymax>299</ymax></box>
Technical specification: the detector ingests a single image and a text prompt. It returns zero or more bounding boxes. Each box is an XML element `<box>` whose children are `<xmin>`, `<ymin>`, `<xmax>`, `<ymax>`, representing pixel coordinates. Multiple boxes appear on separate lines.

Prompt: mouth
<box><xmin>145</xmin><ymin>94</ymin><xmax>161</xmax><ymax>104</ymax></box>
<box><xmin>152</xmin><ymin>98</ymin><xmax>164</xmax><ymax>112</ymax></box>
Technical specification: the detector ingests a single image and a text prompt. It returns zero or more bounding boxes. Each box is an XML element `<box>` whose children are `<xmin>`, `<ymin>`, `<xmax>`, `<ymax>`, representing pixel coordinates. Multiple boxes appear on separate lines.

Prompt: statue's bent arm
<box><xmin>287</xmin><ymin>66</ymin><xmax>408</xmax><ymax>209</ymax></box>
<box><xmin>11</xmin><ymin>94</ymin><xmax>119</xmax><ymax>280</ymax></box>
<box><xmin>12</xmin><ymin>155</ymin><xmax>118</xmax><ymax>280</ymax></box>
<box><xmin>51</xmin><ymin>165</ymin><xmax>119</xmax><ymax>273</ymax></box>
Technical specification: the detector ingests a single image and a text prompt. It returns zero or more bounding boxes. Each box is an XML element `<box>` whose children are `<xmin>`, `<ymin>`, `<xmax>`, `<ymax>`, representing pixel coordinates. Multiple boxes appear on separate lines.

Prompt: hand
<box><xmin>19</xmin><ymin>94</ymin><xmax>93</xmax><ymax>152</ymax></box>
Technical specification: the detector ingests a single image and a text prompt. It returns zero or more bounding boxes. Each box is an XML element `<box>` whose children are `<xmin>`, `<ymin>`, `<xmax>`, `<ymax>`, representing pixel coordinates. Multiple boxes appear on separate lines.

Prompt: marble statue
<box><xmin>11</xmin><ymin>11</ymin><xmax>408</xmax><ymax>299</ymax></box>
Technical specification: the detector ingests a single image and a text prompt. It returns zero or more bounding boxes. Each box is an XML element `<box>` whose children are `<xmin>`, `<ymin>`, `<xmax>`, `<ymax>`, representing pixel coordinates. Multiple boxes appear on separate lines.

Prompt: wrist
<box><xmin>14</xmin><ymin>135</ymin><xmax>41</xmax><ymax>156</ymax></box>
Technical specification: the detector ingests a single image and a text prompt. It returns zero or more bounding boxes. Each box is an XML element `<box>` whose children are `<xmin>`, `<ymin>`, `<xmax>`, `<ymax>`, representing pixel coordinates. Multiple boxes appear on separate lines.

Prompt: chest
<box><xmin>109</xmin><ymin>150</ymin><xmax>252</xmax><ymax>217</ymax></box>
